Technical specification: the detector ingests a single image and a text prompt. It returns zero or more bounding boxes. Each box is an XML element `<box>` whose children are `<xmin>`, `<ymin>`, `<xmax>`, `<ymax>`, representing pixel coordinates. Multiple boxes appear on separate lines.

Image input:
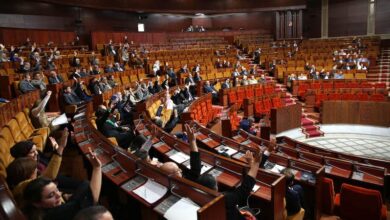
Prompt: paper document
<box><xmin>352</xmin><ymin>171</ymin><xmax>364</xmax><ymax>181</ymax></box>
<box><xmin>51</xmin><ymin>113</ymin><xmax>68</xmax><ymax>126</ymax></box>
<box><xmin>164</xmin><ymin>197</ymin><xmax>200</xmax><ymax>220</ymax></box>
<box><xmin>133</xmin><ymin>179</ymin><xmax>168</xmax><ymax>204</ymax></box>
<box><xmin>252</xmin><ymin>184</ymin><xmax>261</xmax><ymax>192</ymax></box>
<box><xmin>270</xmin><ymin>164</ymin><xmax>285</xmax><ymax>174</ymax></box>
<box><xmin>74</xmin><ymin>111</ymin><xmax>85</xmax><ymax>119</ymax></box>
<box><xmin>169</xmin><ymin>151</ymin><xmax>190</xmax><ymax>164</ymax></box>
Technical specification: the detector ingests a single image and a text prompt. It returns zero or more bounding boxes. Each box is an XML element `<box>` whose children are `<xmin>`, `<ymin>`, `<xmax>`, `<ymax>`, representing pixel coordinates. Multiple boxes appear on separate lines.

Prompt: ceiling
<box><xmin>32</xmin><ymin>0</ymin><xmax>306</xmax><ymax>13</ymax></box>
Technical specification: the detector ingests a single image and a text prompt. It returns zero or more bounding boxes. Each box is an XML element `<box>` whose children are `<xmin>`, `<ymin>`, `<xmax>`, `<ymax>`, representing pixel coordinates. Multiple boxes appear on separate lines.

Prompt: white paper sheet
<box><xmin>51</xmin><ymin>113</ymin><xmax>68</xmax><ymax>126</ymax></box>
<box><xmin>215</xmin><ymin>145</ymin><xmax>238</xmax><ymax>156</ymax></box>
<box><xmin>270</xmin><ymin>164</ymin><xmax>285</xmax><ymax>174</ymax></box>
<box><xmin>169</xmin><ymin>152</ymin><xmax>190</xmax><ymax>164</ymax></box>
<box><xmin>133</xmin><ymin>179</ymin><xmax>168</xmax><ymax>204</ymax></box>
<box><xmin>164</xmin><ymin>197</ymin><xmax>200</xmax><ymax>220</ymax></box>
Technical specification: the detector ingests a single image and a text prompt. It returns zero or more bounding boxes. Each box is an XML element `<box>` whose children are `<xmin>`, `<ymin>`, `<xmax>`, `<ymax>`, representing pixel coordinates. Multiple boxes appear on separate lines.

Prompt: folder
<box><xmin>164</xmin><ymin>197</ymin><xmax>200</xmax><ymax>220</ymax></box>
<box><xmin>133</xmin><ymin>179</ymin><xmax>168</xmax><ymax>204</ymax></box>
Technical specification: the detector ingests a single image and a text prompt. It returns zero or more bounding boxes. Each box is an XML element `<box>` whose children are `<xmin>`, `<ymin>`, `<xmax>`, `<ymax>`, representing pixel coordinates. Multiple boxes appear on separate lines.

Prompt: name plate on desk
<box><xmin>121</xmin><ymin>176</ymin><xmax>147</xmax><ymax>192</ymax></box>
<box><xmin>154</xmin><ymin>195</ymin><xmax>180</xmax><ymax>215</ymax></box>
<box><xmin>215</xmin><ymin>145</ymin><xmax>238</xmax><ymax>156</ymax></box>
<box><xmin>232</xmin><ymin>152</ymin><xmax>245</xmax><ymax>160</ymax></box>
<box><xmin>208</xmin><ymin>168</ymin><xmax>223</xmax><ymax>178</ymax></box>
<box><xmin>102</xmin><ymin>161</ymin><xmax>120</xmax><ymax>173</ymax></box>
<box><xmin>325</xmin><ymin>165</ymin><xmax>332</xmax><ymax>174</ymax></box>
<box><xmin>301</xmin><ymin>171</ymin><xmax>316</xmax><ymax>184</ymax></box>
<box><xmin>352</xmin><ymin>171</ymin><xmax>364</xmax><ymax>181</ymax></box>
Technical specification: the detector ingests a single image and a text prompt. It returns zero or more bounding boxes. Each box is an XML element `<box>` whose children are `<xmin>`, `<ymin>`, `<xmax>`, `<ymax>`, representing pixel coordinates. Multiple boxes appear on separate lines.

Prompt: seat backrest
<box><xmin>0</xmin><ymin>137</ymin><xmax>12</xmax><ymax>178</ymax></box>
<box><xmin>6</xmin><ymin>119</ymin><xmax>25</xmax><ymax>142</ymax></box>
<box><xmin>0</xmin><ymin>177</ymin><xmax>26</xmax><ymax>220</ymax></box>
<box><xmin>14</xmin><ymin>112</ymin><xmax>34</xmax><ymax>138</ymax></box>
<box><xmin>0</xmin><ymin>127</ymin><xmax>16</xmax><ymax>151</ymax></box>
<box><xmin>340</xmin><ymin>183</ymin><xmax>383</xmax><ymax>220</ymax></box>
<box><xmin>322</xmin><ymin>177</ymin><xmax>335</xmax><ymax>215</ymax></box>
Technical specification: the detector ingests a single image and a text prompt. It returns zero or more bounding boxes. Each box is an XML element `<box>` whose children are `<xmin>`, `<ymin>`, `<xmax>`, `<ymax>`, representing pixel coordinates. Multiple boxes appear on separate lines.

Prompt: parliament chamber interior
<box><xmin>0</xmin><ymin>0</ymin><xmax>390</xmax><ymax>219</ymax></box>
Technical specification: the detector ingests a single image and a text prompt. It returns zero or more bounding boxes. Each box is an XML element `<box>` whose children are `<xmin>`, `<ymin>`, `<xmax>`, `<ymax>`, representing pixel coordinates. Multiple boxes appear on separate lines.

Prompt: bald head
<box><xmin>160</xmin><ymin>162</ymin><xmax>182</xmax><ymax>177</ymax></box>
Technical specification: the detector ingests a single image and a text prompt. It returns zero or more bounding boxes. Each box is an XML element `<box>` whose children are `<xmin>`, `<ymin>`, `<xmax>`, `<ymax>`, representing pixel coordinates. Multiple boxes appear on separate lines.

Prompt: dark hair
<box><xmin>6</xmin><ymin>157</ymin><xmax>37</xmax><ymax>189</ymax></box>
<box><xmin>23</xmin><ymin>177</ymin><xmax>53</xmax><ymax>220</ymax></box>
<box><xmin>10</xmin><ymin>141</ymin><xmax>35</xmax><ymax>158</ymax></box>
<box><xmin>282</xmin><ymin>168</ymin><xmax>295</xmax><ymax>187</ymax></box>
<box><xmin>74</xmin><ymin>206</ymin><xmax>110</xmax><ymax>220</ymax></box>
<box><xmin>197</xmin><ymin>174</ymin><xmax>217</xmax><ymax>190</ymax></box>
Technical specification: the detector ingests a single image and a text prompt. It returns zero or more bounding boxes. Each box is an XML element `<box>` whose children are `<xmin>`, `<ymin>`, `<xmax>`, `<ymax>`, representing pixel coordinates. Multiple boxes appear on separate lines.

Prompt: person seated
<box><xmin>159</xmin><ymin>124</ymin><xmax>201</xmax><ymax>181</ymax></box>
<box><xmin>258</xmin><ymin>74</ymin><xmax>267</xmax><ymax>84</ymax></box>
<box><xmin>104</xmin><ymin>63</ymin><xmax>115</xmax><ymax>73</ymax></box>
<box><xmin>192</xmin><ymin>64</ymin><xmax>201</xmax><ymax>73</ymax></box>
<box><xmin>107</xmin><ymin>75</ymin><xmax>117</xmax><ymax>88</ymax></box>
<box><xmin>100</xmin><ymin>107</ymin><xmax>135</xmax><ymax>149</ymax></box>
<box><xmin>171</xmin><ymin>88</ymin><xmax>186</xmax><ymax>105</ymax></box>
<box><xmin>180</xmin><ymin>82</ymin><xmax>195</xmax><ymax>102</ymax></box>
<box><xmin>240</xmin><ymin>67</ymin><xmax>248</xmax><ymax>75</ymax></box>
<box><xmin>193</xmin><ymin>72</ymin><xmax>202</xmax><ymax>84</ymax></box>
<box><xmin>21</xmin><ymin>149</ymin><xmax>101</xmax><ymax>220</ymax></box>
<box><xmin>221</xmin><ymin>78</ymin><xmax>231</xmax><ymax>89</ymax></box>
<box><xmin>30</xmin><ymin>91</ymin><xmax>62</xmax><ymax>131</ymax></box>
<box><xmin>113</xmin><ymin>62</ymin><xmax>123</xmax><ymax>72</ymax></box>
<box><xmin>203</xmin><ymin>80</ymin><xmax>218</xmax><ymax>97</ymax></box>
<box><xmin>177</xmin><ymin>64</ymin><xmax>189</xmax><ymax>75</ymax></box>
<box><xmin>90</xmin><ymin>65</ymin><xmax>101</xmax><ymax>75</ymax></box>
<box><xmin>74</xmin><ymin>205</ymin><xmax>114</xmax><ymax>220</ymax></box>
<box><xmin>110</xmin><ymin>94</ymin><xmax>135</xmax><ymax>127</ymax></box>
<box><xmin>239</xmin><ymin>117</ymin><xmax>257</xmax><ymax>135</ymax></box>
<box><xmin>99</xmin><ymin>77</ymin><xmax>112</xmax><ymax>92</ymax></box>
<box><xmin>241</xmin><ymin>75</ymin><xmax>249</xmax><ymax>86</ymax></box>
<box><xmin>48</xmin><ymin>71</ymin><xmax>64</xmax><ymax>85</ymax></box>
<box><xmin>31</xmin><ymin>72</ymin><xmax>47</xmax><ymax>92</ymax></box>
<box><xmin>8</xmin><ymin>133</ymin><xmax>68</xmax><ymax>206</ymax></box>
<box><xmin>197</xmin><ymin>150</ymin><xmax>263</xmax><ymax>220</ymax></box>
<box><xmin>152</xmin><ymin>60</ymin><xmax>161</xmax><ymax>76</ymax></box>
<box><xmin>231</xmin><ymin>68</ymin><xmax>240</xmax><ymax>77</ymax></box>
<box><xmin>63</xmin><ymin>85</ymin><xmax>84</xmax><ymax>106</ymax></box>
<box><xmin>19</xmin><ymin>73</ymin><xmax>37</xmax><ymax>94</ymax></box>
<box><xmin>281</xmin><ymin>168</ymin><xmax>305</xmax><ymax>216</ymax></box>
<box><xmin>215</xmin><ymin>58</ymin><xmax>223</xmax><ymax>68</ymax></box>
<box><xmin>89</xmin><ymin>77</ymin><xmax>102</xmax><ymax>95</ymax></box>
<box><xmin>334</xmin><ymin>71</ymin><xmax>344</xmax><ymax>79</ymax></box>
<box><xmin>184</xmin><ymin>73</ymin><xmax>196</xmax><ymax>86</ymax></box>
<box><xmin>71</xmin><ymin>56</ymin><xmax>82</xmax><ymax>68</ymax></box>
<box><xmin>297</xmin><ymin>73</ymin><xmax>307</xmax><ymax>80</ymax></box>
<box><xmin>248</xmin><ymin>75</ymin><xmax>258</xmax><ymax>85</ymax></box>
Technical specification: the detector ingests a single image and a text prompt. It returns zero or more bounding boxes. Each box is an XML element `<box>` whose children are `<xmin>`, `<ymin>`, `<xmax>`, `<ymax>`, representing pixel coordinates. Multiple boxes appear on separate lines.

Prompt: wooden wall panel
<box><xmin>328</xmin><ymin>0</ymin><xmax>368</xmax><ymax>37</ymax></box>
<box><xmin>322</xmin><ymin>101</ymin><xmax>390</xmax><ymax>127</ymax></box>
<box><xmin>0</xmin><ymin>28</ymin><xmax>76</xmax><ymax>46</ymax></box>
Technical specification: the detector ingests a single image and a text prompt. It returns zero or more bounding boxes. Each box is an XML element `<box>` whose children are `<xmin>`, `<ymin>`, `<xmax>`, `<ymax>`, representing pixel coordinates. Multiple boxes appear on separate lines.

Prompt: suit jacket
<box><xmin>63</xmin><ymin>92</ymin><xmax>82</xmax><ymax>105</ymax></box>
<box><xmin>221</xmin><ymin>82</ymin><xmax>230</xmax><ymax>89</ymax></box>
<box><xmin>185</xmin><ymin>77</ymin><xmax>195</xmax><ymax>85</ymax></box>
<box><xmin>101</xmin><ymin>120</ymin><xmax>133</xmax><ymax>148</ymax></box>
<box><xmin>19</xmin><ymin>80</ymin><xmax>37</xmax><ymax>93</ymax></box>
<box><xmin>194</xmin><ymin>76</ymin><xmax>202</xmax><ymax>83</ymax></box>
<box><xmin>181</xmin><ymin>88</ymin><xmax>193</xmax><ymax>101</ymax></box>
<box><xmin>48</xmin><ymin>75</ymin><xmax>64</xmax><ymax>84</ymax></box>
<box><xmin>204</xmin><ymin>85</ymin><xmax>216</xmax><ymax>94</ymax></box>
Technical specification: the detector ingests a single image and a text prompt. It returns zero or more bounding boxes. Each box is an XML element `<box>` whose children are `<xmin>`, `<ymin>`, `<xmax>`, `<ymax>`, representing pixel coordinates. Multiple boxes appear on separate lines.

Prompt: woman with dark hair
<box><xmin>8</xmin><ymin>131</ymin><xmax>67</xmax><ymax>206</ymax></box>
<box><xmin>22</xmin><ymin>149</ymin><xmax>102</xmax><ymax>220</ymax></box>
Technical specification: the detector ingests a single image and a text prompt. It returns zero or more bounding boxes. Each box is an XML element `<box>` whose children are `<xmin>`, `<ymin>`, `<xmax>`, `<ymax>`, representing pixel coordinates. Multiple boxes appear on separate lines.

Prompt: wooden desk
<box><xmin>270</xmin><ymin>103</ymin><xmax>301</xmax><ymax>134</ymax></box>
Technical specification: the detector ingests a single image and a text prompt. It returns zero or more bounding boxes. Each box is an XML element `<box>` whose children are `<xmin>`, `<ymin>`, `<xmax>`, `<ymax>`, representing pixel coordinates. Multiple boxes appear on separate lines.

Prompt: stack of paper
<box><xmin>270</xmin><ymin>164</ymin><xmax>285</xmax><ymax>174</ymax></box>
<box><xmin>164</xmin><ymin>197</ymin><xmax>200</xmax><ymax>220</ymax></box>
<box><xmin>133</xmin><ymin>179</ymin><xmax>168</xmax><ymax>204</ymax></box>
<box><xmin>51</xmin><ymin>113</ymin><xmax>68</xmax><ymax>126</ymax></box>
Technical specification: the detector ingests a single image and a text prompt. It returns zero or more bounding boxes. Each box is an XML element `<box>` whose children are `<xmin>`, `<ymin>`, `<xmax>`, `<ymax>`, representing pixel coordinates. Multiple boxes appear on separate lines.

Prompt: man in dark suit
<box><xmin>48</xmin><ymin>71</ymin><xmax>64</xmax><ymax>85</ymax></box>
<box><xmin>63</xmin><ymin>86</ymin><xmax>84</xmax><ymax>105</ymax></box>
<box><xmin>19</xmin><ymin>73</ymin><xmax>37</xmax><ymax>94</ymax></box>
<box><xmin>180</xmin><ymin>83</ymin><xmax>194</xmax><ymax>102</ymax></box>
<box><xmin>282</xmin><ymin>168</ymin><xmax>305</xmax><ymax>216</ymax></box>
<box><xmin>184</xmin><ymin>73</ymin><xmax>195</xmax><ymax>85</ymax></box>
<box><xmin>221</xmin><ymin>79</ymin><xmax>231</xmax><ymax>89</ymax></box>
<box><xmin>101</xmin><ymin>109</ymin><xmax>134</xmax><ymax>149</ymax></box>
<box><xmin>203</xmin><ymin>80</ymin><xmax>218</xmax><ymax>101</ymax></box>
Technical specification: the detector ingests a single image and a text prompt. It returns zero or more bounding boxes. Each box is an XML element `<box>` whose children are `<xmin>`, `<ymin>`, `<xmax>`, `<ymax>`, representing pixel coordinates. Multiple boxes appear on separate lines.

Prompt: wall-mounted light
<box><xmin>195</xmin><ymin>13</ymin><xmax>205</xmax><ymax>16</ymax></box>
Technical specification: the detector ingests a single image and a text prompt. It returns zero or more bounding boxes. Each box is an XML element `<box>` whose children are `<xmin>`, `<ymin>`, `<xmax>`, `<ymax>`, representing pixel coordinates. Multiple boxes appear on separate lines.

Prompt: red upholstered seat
<box><xmin>228</xmin><ymin>90</ymin><xmax>237</xmax><ymax>106</ymax></box>
<box><xmin>255</xmin><ymin>86</ymin><xmax>263</xmax><ymax>97</ymax></box>
<box><xmin>338</xmin><ymin>183</ymin><xmax>387</xmax><ymax>220</ymax></box>
<box><xmin>321</xmin><ymin>177</ymin><xmax>335</xmax><ymax>215</ymax></box>
<box><xmin>271</xmin><ymin>97</ymin><xmax>283</xmax><ymax>108</ymax></box>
